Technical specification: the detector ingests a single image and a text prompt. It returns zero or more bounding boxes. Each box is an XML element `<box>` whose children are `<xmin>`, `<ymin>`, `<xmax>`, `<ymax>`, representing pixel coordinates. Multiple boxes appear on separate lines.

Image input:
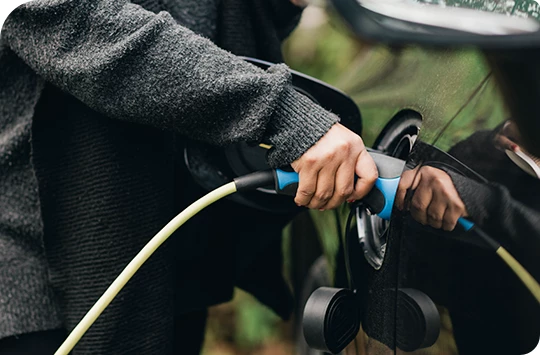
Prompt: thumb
<box><xmin>351</xmin><ymin>150</ymin><xmax>378</xmax><ymax>200</ymax></box>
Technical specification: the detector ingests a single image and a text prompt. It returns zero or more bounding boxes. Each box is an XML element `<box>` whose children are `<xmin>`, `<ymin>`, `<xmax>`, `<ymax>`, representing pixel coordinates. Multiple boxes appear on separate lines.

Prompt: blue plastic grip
<box><xmin>274</xmin><ymin>170</ymin><xmax>474</xmax><ymax>230</ymax></box>
<box><xmin>458</xmin><ymin>217</ymin><xmax>474</xmax><ymax>231</ymax></box>
<box><xmin>374</xmin><ymin>177</ymin><xmax>401</xmax><ymax>220</ymax></box>
<box><xmin>372</xmin><ymin>177</ymin><xmax>476</xmax><ymax>228</ymax></box>
<box><xmin>275</xmin><ymin>169</ymin><xmax>299</xmax><ymax>191</ymax></box>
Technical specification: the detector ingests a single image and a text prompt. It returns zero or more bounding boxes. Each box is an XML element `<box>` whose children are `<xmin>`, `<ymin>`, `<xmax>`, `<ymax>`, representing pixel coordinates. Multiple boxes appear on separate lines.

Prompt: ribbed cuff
<box><xmin>264</xmin><ymin>86</ymin><xmax>339</xmax><ymax>168</ymax></box>
<box><xmin>446</xmin><ymin>170</ymin><xmax>492</xmax><ymax>225</ymax></box>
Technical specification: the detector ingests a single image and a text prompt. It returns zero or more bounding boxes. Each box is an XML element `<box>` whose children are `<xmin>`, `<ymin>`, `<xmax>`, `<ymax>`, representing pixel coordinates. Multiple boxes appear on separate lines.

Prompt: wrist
<box><xmin>264</xmin><ymin>86</ymin><xmax>339</xmax><ymax>167</ymax></box>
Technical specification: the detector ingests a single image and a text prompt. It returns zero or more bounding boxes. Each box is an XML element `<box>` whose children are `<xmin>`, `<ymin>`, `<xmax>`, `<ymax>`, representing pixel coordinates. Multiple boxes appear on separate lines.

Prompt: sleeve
<box><xmin>1</xmin><ymin>0</ymin><xmax>338</xmax><ymax>167</ymax></box>
<box><xmin>447</xmin><ymin>171</ymin><xmax>540</xmax><ymax>279</ymax></box>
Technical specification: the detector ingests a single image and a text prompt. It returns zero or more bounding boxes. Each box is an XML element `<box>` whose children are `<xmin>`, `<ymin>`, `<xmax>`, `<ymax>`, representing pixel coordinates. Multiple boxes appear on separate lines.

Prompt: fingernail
<box><xmin>347</xmin><ymin>199</ymin><xmax>355</xmax><ymax>203</ymax></box>
<box><xmin>319</xmin><ymin>208</ymin><xmax>325</xmax><ymax>211</ymax></box>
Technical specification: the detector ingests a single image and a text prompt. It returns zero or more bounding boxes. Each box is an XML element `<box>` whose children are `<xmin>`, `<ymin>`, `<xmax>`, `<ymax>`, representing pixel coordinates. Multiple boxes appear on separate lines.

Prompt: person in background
<box><xmin>395</xmin><ymin>120</ymin><xmax>540</xmax><ymax>354</ymax></box>
<box><xmin>0</xmin><ymin>0</ymin><xmax>377</xmax><ymax>353</ymax></box>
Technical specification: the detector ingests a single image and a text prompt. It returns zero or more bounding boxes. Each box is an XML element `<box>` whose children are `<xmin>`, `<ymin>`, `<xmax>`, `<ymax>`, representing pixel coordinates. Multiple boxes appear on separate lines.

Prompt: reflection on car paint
<box><xmin>386</xmin><ymin>117</ymin><xmax>540</xmax><ymax>354</ymax></box>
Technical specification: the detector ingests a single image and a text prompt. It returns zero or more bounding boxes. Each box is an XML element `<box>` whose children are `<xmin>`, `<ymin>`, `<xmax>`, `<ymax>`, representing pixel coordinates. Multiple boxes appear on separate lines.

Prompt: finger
<box><xmin>494</xmin><ymin>134</ymin><xmax>518</xmax><ymax>152</ymax></box>
<box><xmin>294</xmin><ymin>164</ymin><xmax>318</xmax><ymax>207</ymax></box>
<box><xmin>321</xmin><ymin>162</ymin><xmax>355</xmax><ymax>210</ymax></box>
<box><xmin>442</xmin><ymin>197</ymin><xmax>468</xmax><ymax>231</ymax></box>
<box><xmin>396</xmin><ymin>169</ymin><xmax>417</xmax><ymax>210</ymax></box>
<box><xmin>442</xmin><ymin>207</ymin><xmax>462</xmax><ymax>231</ymax></box>
<box><xmin>426</xmin><ymin>193</ymin><xmax>447</xmax><ymax>229</ymax></box>
<box><xmin>307</xmin><ymin>163</ymin><xmax>338</xmax><ymax>210</ymax></box>
<box><xmin>503</xmin><ymin>120</ymin><xmax>521</xmax><ymax>143</ymax></box>
<box><xmin>410</xmin><ymin>181</ymin><xmax>432</xmax><ymax>225</ymax></box>
<box><xmin>349</xmin><ymin>149</ymin><xmax>378</xmax><ymax>201</ymax></box>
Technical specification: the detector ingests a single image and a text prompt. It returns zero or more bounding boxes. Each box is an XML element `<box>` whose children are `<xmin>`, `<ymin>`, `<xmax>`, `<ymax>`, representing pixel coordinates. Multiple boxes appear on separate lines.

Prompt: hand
<box><xmin>395</xmin><ymin>166</ymin><xmax>468</xmax><ymax>231</ymax></box>
<box><xmin>494</xmin><ymin>120</ymin><xmax>521</xmax><ymax>152</ymax></box>
<box><xmin>291</xmin><ymin>123</ymin><xmax>378</xmax><ymax>210</ymax></box>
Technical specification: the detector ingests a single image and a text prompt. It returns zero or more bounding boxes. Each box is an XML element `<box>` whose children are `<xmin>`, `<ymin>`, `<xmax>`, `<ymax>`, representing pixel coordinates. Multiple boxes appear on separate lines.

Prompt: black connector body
<box><xmin>233</xmin><ymin>170</ymin><xmax>275</xmax><ymax>191</ymax></box>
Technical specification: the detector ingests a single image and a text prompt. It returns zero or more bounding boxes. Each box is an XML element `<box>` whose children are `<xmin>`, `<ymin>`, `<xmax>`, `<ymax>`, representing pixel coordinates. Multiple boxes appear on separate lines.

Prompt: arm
<box><xmin>2</xmin><ymin>0</ymin><xmax>377</xmax><ymax>209</ymax></box>
<box><xmin>395</xmin><ymin>166</ymin><xmax>539</xmax><ymax>277</ymax></box>
<box><xmin>448</xmin><ymin>171</ymin><xmax>540</xmax><ymax>277</ymax></box>
<box><xmin>1</xmin><ymin>0</ymin><xmax>333</xmax><ymax>167</ymax></box>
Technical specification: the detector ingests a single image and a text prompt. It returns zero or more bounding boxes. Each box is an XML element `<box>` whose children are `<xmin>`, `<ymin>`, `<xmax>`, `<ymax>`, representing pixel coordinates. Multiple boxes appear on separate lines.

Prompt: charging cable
<box><xmin>55</xmin><ymin>159</ymin><xmax>539</xmax><ymax>354</ymax></box>
<box><xmin>276</xmin><ymin>166</ymin><xmax>540</xmax><ymax>304</ymax></box>
<box><xmin>458</xmin><ymin>218</ymin><xmax>540</xmax><ymax>304</ymax></box>
<box><xmin>274</xmin><ymin>160</ymin><xmax>540</xmax><ymax>306</ymax></box>
<box><xmin>55</xmin><ymin>171</ymin><xmax>274</xmax><ymax>355</ymax></box>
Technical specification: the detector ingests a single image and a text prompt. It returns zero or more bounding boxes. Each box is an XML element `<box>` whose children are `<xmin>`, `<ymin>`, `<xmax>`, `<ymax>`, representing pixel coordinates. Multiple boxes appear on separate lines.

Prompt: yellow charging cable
<box><xmin>54</xmin><ymin>165</ymin><xmax>540</xmax><ymax>354</ymax></box>
<box><xmin>54</xmin><ymin>182</ymin><xmax>237</xmax><ymax>355</ymax></box>
<box><xmin>462</xmin><ymin>220</ymin><xmax>540</xmax><ymax>304</ymax></box>
<box><xmin>496</xmin><ymin>247</ymin><xmax>540</xmax><ymax>304</ymax></box>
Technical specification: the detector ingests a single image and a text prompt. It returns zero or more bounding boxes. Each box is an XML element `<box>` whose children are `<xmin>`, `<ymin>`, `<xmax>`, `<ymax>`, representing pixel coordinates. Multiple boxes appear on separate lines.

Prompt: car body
<box><xmin>291</xmin><ymin>2</ymin><xmax>540</xmax><ymax>354</ymax></box>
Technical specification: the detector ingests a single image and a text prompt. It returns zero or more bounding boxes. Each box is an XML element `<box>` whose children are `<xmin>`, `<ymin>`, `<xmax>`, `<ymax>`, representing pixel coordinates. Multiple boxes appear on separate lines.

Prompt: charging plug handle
<box><xmin>273</xmin><ymin>152</ymin><xmax>404</xmax><ymax>218</ymax></box>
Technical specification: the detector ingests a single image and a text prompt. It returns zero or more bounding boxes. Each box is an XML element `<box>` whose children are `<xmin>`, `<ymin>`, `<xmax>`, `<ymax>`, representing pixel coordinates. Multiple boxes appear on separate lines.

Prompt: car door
<box><xmin>351</xmin><ymin>77</ymin><xmax>540</xmax><ymax>355</ymax></box>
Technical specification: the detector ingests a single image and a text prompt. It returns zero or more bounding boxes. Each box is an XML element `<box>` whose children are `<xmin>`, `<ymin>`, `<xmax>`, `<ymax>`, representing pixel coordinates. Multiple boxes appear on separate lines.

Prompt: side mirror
<box><xmin>331</xmin><ymin>0</ymin><xmax>540</xmax><ymax>48</ymax></box>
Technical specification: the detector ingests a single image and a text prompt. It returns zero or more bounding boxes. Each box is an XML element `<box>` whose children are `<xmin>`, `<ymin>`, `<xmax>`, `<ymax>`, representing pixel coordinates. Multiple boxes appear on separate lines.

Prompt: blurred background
<box><xmin>201</xmin><ymin>1</ymin><xmax>508</xmax><ymax>354</ymax></box>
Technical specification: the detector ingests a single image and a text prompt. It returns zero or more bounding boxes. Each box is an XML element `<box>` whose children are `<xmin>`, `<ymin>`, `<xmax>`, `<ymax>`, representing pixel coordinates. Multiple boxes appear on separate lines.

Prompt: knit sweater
<box><xmin>404</xmin><ymin>133</ymin><xmax>540</xmax><ymax>354</ymax></box>
<box><xmin>0</xmin><ymin>0</ymin><xmax>339</xmax><ymax>352</ymax></box>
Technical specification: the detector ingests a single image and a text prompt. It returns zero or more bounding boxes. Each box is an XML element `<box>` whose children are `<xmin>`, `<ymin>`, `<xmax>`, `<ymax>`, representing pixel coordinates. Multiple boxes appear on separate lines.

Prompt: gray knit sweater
<box><xmin>0</xmin><ymin>0</ymin><xmax>338</xmax><ymax>347</ymax></box>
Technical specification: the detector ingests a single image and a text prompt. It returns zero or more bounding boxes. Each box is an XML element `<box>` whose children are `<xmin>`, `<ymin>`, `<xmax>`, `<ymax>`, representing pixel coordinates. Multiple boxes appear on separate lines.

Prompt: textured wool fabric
<box><xmin>1</xmin><ymin>0</ymin><xmax>338</xmax><ymax>167</ymax></box>
<box><xmin>416</xmin><ymin>130</ymin><xmax>540</xmax><ymax>354</ymax></box>
<box><xmin>0</xmin><ymin>0</ymin><xmax>339</xmax><ymax>351</ymax></box>
<box><xmin>0</xmin><ymin>45</ymin><xmax>64</xmax><ymax>340</ymax></box>
<box><xmin>446</xmin><ymin>131</ymin><xmax>540</xmax><ymax>279</ymax></box>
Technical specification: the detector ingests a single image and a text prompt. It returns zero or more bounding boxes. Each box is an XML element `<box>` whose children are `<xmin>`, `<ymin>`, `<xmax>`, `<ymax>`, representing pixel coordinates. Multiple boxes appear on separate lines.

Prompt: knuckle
<box><xmin>323</xmin><ymin>150</ymin><xmax>336</xmax><ymax>161</ymax></box>
<box><xmin>428</xmin><ymin>212</ymin><xmax>442</xmax><ymax>222</ymax></box>
<box><xmin>424</xmin><ymin>166</ymin><xmax>436</xmax><ymax>174</ymax></box>
<box><xmin>337</xmin><ymin>139</ymin><xmax>352</xmax><ymax>151</ymax></box>
<box><xmin>442</xmin><ymin>188</ymin><xmax>454</xmax><ymax>198</ymax></box>
<box><xmin>304</xmin><ymin>154</ymin><xmax>317</xmax><ymax>165</ymax></box>
<box><xmin>411</xmin><ymin>199</ymin><xmax>427</xmax><ymax>212</ymax></box>
<box><xmin>432</xmin><ymin>176</ymin><xmax>446</xmax><ymax>187</ymax></box>
<box><xmin>449</xmin><ymin>200</ymin><xmax>465</xmax><ymax>213</ymax></box>
<box><xmin>315</xmin><ymin>191</ymin><xmax>332</xmax><ymax>202</ymax></box>
<box><xmin>338</xmin><ymin>186</ymin><xmax>353</xmax><ymax>198</ymax></box>
<box><xmin>299</xmin><ymin>189</ymin><xmax>315</xmax><ymax>197</ymax></box>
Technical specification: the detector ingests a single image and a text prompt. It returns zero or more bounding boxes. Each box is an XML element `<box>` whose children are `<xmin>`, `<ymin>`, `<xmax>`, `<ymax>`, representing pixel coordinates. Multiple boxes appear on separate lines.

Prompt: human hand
<box><xmin>495</xmin><ymin>120</ymin><xmax>521</xmax><ymax>152</ymax></box>
<box><xmin>395</xmin><ymin>166</ymin><xmax>468</xmax><ymax>231</ymax></box>
<box><xmin>291</xmin><ymin>123</ymin><xmax>378</xmax><ymax>210</ymax></box>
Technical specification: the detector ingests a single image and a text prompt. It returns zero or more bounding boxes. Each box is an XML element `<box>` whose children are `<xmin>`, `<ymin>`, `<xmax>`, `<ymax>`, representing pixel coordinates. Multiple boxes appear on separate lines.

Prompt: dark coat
<box><xmin>0</xmin><ymin>0</ymin><xmax>338</xmax><ymax>353</ymax></box>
